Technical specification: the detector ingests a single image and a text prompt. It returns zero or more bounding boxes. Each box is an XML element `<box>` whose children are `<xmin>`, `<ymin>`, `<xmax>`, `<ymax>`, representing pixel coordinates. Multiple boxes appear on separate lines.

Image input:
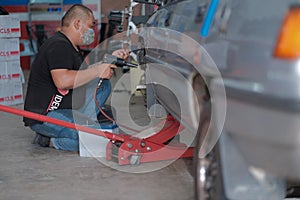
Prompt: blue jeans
<box><xmin>30</xmin><ymin>79</ymin><xmax>112</xmax><ymax>151</ymax></box>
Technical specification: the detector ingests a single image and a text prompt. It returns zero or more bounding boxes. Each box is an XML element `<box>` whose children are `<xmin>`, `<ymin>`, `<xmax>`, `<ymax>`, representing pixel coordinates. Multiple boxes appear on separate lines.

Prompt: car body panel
<box><xmin>143</xmin><ymin>0</ymin><xmax>300</xmax><ymax>181</ymax></box>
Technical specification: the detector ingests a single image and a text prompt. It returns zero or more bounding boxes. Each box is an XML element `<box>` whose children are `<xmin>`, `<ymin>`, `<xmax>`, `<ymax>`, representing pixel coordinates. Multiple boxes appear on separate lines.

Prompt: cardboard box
<box><xmin>0</xmin><ymin>60</ymin><xmax>23</xmax><ymax>83</ymax></box>
<box><xmin>0</xmin><ymin>38</ymin><xmax>20</xmax><ymax>61</ymax></box>
<box><xmin>0</xmin><ymin>15</ymin><xmax>21</xmax><ymax>38</ymax></box>
<box><xmin>79</xmin><ymin>124</ymin><xmax>118</xmax><ymax>158</ymax></box>
<box><xmin>0</xmin><ymin>81</ymin><xmax>23</xmax><ymax>106</ymax></box>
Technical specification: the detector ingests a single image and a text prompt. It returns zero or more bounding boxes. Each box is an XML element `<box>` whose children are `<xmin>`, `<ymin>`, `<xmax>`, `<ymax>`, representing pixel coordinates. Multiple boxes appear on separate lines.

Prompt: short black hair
<box><xmin>61</xmin><ymin>4</ymin><xmax>93</xmax><ymax>27</ymax></box>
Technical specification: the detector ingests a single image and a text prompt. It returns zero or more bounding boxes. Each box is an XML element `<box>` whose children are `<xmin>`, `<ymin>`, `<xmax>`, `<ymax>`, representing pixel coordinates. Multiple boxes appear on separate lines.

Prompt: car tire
<box><xmin>194</xmin><ymin>102</ymin><xmax>227</xmax><ymax>200</ymax></box>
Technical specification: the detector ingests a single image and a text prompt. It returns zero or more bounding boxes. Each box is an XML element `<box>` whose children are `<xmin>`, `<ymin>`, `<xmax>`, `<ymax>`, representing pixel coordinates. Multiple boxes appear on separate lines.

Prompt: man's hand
<box><xmin>112</xmin><ymin>49</ymin><xmax>130</xmax><ymax>59</ymax></box>
<box><xmin>94</xmin><ymin>49</ymin><xmax>130</xmax><ymax>80</ymax></box>
<box><xmin>97</xmin><ymin>63</ymin><xmax>116</xmax><ymax>79</ymax></box>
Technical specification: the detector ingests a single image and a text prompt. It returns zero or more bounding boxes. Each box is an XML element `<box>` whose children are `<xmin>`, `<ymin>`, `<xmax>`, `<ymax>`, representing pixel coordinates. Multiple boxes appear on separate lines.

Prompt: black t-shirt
<box><xmin>23</xmin><ymin>32</ymin><xmax>86</xmax><ymax>126</ymax></box>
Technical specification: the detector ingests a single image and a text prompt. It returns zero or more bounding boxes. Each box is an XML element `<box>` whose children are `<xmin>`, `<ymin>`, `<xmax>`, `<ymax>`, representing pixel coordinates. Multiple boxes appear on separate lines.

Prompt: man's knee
<box><xmin>101</xmin><ymin>80</ymin><xmax>112</xmax><ymax>93</ymax></box>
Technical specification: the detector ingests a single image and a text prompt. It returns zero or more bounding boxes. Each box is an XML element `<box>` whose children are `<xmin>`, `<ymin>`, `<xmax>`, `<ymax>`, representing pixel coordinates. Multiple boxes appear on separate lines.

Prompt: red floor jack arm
<box><xmin>0</xmin><ymin>104</ymin><xmax>194</xmax><ymax>165</ymax></box>
<box><xmin>0</xmin><ymin>104</ymin><xmax>124</xmax><ymax>142</ymax></box>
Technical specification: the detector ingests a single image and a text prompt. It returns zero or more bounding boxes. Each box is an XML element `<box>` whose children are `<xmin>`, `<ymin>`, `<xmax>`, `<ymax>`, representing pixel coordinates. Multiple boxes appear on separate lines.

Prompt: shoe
<box><xmin>33</xmin><ymin>132</ymin><xmax>50</xmax><ymax>147</ymax></box>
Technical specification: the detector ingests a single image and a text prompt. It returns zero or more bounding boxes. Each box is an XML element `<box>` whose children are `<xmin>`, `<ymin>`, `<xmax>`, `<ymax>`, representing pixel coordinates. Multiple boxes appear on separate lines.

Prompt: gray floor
<box><xmin>0</xmin><ymin>70</ymin><xmax>194</xmax><ymax>200</ymax></box>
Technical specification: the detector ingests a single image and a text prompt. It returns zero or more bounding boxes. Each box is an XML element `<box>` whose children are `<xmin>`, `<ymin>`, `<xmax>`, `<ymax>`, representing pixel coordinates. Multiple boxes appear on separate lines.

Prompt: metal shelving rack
<box><xmin>28</xmin><ymin>0</ymin><xmax>64</xmax><ymax>29</ymax></box>
<box><xmin>27</xmin><ymin>0</ymin><xmax>63</xmax><ymax>54</ymax></box>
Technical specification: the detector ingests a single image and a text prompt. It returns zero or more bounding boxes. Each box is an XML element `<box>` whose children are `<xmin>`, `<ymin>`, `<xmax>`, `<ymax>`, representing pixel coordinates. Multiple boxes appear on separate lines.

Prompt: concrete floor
<box><xmin>0</xmin><ymin>70</ymin><xmax>194</xmax><ymax>200</ymax></box>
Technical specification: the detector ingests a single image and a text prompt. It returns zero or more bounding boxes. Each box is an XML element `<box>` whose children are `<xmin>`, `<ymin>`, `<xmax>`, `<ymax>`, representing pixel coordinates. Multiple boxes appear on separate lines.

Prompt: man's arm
<box><xmin>51</xmin><ymin>63</ymin><xmax>114</xmax><ymax>90</ymax></box>
<box><xmin>51</xmin><ymin>49</ymin><xmax>130</xmax><ymax>90</ymax></box>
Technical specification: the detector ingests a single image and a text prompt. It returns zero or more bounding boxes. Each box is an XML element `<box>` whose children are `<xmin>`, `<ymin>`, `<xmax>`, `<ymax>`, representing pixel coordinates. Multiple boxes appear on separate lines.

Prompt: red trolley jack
<box><xmin>0</xmin><ymin>104</ymin><xmax>194</xmax><ymax>165</ymax></box>
<box><xmin>106</xmin><ymin>115</ymin><xmax>194</xmax><ymax>165</ymax></box>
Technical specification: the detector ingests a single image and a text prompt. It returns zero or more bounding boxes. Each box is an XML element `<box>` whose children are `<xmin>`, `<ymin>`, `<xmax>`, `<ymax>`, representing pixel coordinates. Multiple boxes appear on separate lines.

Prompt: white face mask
<box><xmin>79</xmin><ymin>28</ymin><xmax>95</xmax><ymax>45</ymax></box>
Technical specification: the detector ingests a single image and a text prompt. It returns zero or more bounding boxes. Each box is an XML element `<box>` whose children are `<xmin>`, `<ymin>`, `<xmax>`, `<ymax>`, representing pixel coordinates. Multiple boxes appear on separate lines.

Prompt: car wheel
<box><xmin>194</xmin><ymin>102</ymin><xmax>227</xmax><ymax>200</ymax></box>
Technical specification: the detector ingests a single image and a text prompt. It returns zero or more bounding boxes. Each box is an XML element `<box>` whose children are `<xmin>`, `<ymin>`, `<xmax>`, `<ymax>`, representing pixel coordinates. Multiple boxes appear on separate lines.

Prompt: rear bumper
<box><xmin>212</xmin><ymin>79</ymin><xmax>300</xmax><ymax>179</ymax></box>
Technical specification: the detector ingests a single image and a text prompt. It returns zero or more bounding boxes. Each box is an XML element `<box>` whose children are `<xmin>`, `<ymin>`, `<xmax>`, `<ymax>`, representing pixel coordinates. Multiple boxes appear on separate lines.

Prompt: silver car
<box><xmin>140</xmin><ymin>0</ymin><xmax>300</xmax><ymax>199</ymax></box>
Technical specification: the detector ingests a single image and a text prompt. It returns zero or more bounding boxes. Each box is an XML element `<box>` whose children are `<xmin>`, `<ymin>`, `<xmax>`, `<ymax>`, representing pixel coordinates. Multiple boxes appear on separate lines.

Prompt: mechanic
<box><xmin>23</xmin><ymin>4</ymin><xmax>129</xmax><ymax>151</ymax></box>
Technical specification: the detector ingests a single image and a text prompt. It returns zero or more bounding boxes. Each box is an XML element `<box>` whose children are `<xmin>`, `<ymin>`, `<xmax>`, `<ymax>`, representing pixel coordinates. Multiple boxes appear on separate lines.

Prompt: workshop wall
<box><xmin>0</xmin><ymin>0</ymin><xmax>81</xmax><ymax>6</ymax></box>
<box><xmin>1</xmin><ymin>0</ymin><xmax>100</xmax><ymax>70</ymax></box>
<box><xmin>1</xmin><ymin>0</ymin><xmax>150</xmax><ymax>70</ymax></box>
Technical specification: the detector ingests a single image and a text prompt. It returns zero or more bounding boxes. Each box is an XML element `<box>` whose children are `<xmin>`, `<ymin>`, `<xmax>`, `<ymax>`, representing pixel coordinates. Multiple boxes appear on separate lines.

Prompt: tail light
<box><xmin>274</xmin><ymin>6</ymin><xmax>300</xmax><ymax>59</ymax></box>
